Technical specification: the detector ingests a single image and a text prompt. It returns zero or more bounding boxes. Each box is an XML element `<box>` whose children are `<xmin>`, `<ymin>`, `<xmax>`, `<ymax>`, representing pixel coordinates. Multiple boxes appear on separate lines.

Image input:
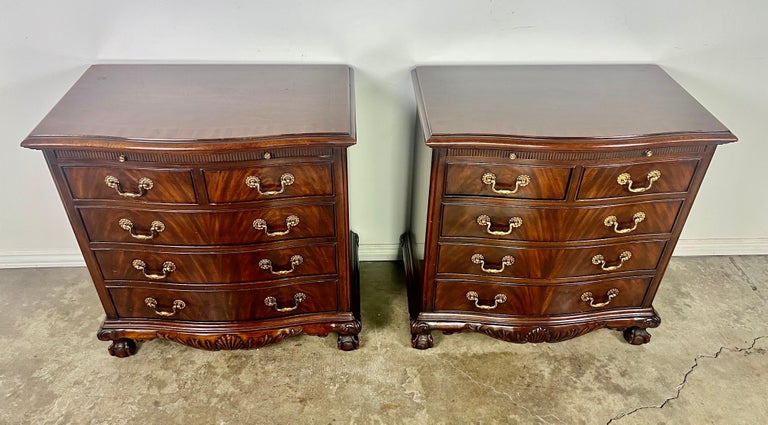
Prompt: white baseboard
<box><xmin>1</xmin><ymin>239</ymin><xmax>766</xmax><ymax>269</ymax></box>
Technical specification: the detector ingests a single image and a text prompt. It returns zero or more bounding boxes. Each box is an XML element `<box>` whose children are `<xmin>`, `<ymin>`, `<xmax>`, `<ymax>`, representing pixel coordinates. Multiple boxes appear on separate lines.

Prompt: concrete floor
<box><xmin>0</xmin><ymin>257</ymin><xmax>766</xmax><ymax>424</ymax></box>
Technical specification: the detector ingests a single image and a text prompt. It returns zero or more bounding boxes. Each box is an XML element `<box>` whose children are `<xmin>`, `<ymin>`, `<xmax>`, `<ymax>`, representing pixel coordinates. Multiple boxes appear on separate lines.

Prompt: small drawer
<box><xmin>109</xmin><ymin>280</ymin><xmax>338</xmax><ymax>321</ymax></box>
<box><xmin>433</xmin><ymin>277</ymin><xmax>652</xmax><ymax>315</ymax></box>
<box><xmin>445</xmin><ymin>163</ymin><xmax>572</xmax><ymax>200</ymax></box>
<box><xmin>204</xmin><ymin>162</ymin><xmax>333</xmax><ymax>203</ymax></box>
<box><xmin>80</xmin><ymin>204</ymin><xmax>336</xmax><ymax>245</ymax></box>
<box><xmin>63</xmin><ymin>166</ymin><xmax>196</xmax><ymax>203</ymax></box>
<box><xmin>441</xmin><ymin>199</ymin><xmax>683</xmax><ymax>242</ymax></box>
<box><xmin>95</xmin><ymin>244</ymin><xmax>338</xmax><ymax>284</ymax></box>
<box><xmin>578</xmin><ymin>159</ymin><xmax>698</xmax><ymax>199</ymax></box>
<box><xmin>436</xmin><ymin>240</ymin><xmax>667</xmax><ymax>279</ymax></box>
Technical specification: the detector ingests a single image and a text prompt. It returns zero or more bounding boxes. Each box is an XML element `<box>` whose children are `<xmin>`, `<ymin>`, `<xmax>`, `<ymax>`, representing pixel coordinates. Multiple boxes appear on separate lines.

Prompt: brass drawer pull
<box><xmin>253</xmin><ymin>215</ymin><xmax>300</xmax><ymax>236</ymax></box>
<box><xmin>104</xmin><ymin>175</ymin><xmax>154</xmax><ymax>198</ymax></box>
<box><xmin>259</xmin><ymin>254</ymin><xmax>304</xmax><ymax>275</ymax></box>
<box><xmin>591</xmin><ymin>251</ymin><xmax>632</xmax><ymax>271</ymax></box>
<box><xmin>476</xmin><ymin>215</ymin><xmax>523</xmax><ymax>236</ymax></box>
<box><xmin>119</xmin><ymin>218</ymin><xmax>165</xmax><ymax>240</ymax></box>
<box><xmin>244</xmin><ymin>173</ymin><xmax>295</xmax><ymax>196</ymax></box>
<box><xmin>264</xmin><ymin>292</ymin><xmax>307</xmax><ymax>312</ymax></box>
<box><xmin>466</xmin><ymin>291</ymin><xmax>507</xmax><ymax>310</ymax></box>
<box><xmin>604</xmin><ymin>212</ymin><xmax>646</xmax><ymax>234</ymax></box>
<box><xmin>617</xmin><ymin>170</ymin><xmax>661</xmax><ymax>193</ymax></box>
<box><xmin>481</xmin><ymin>172</ymin><xmax>531</xmax><ymax>195</ymax></box>
<box><xmin>132</xmin><ymin>259</ymin><xmax>176</xmax><ymax>280</ymax></box>
<box><xmin>471</xmin><ymin>253</ymin><xmax>515</xmax><ymax>274</ymax></box>
<box><xmin>144</xmin><ymin>297</ymin><xmax>186</xmax><ymax>317</ymax></box>
<box><xmin>581</xmin><ymin>288</ymin><xmax>619</xmax><ymax>308</ymax></box>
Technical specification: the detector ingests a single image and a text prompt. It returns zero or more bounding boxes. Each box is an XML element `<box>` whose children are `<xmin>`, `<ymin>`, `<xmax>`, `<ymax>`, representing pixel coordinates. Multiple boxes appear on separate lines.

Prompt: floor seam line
<box><xmin>605</xmin><ymin>335</ymin><xmax>768</xmax><ymax>424</ymax></box>
<box><xmin>728</xmin><ymin>256</ymin><xmax>759</xmax><ymax>291</ymax></box>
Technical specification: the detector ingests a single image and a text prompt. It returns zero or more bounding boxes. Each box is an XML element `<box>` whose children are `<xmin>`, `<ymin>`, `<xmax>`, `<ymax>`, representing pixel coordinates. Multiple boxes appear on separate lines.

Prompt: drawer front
<box><xmin>578</xmin><ymin>159</ymin><xmax>698</xmax><ymax>199</ymax></box>
<box><xmin>109</xmin><ymin>280</ymin><xmax>338</xmax><ymax>321</ymax></box>
<box><xmin>63</xmin><ymin>166</ymin><xmax>196</xmax><ymax>203</ymax></box>
<box><xmin>442</xmin><ymin>199</ymin><xmax>683</xmax><ymax>242</ymax></box>
<box><xmin>437</xmin><ymin>240</ymin><xmax>667</xmax><ymax>279</ymax></box>
<box><xmin>445</xmin><ymin>163</ymin><xmax>572</xmax><ymax>200</ymax></box>
<box><xmin>80</xmin><ymin>204</ymin><xmax>336</xmax><ymax>245</ymax></box>
<box><xmin>95</xmin><ymin>244</ymin><xmax>338</xmax><ymax>283</ymax></box>
<box><xmin>204</xmin><ymin>162</ymin><xmax>333</xmax><ymax>203</ymax></box>
<box><xmin>434</xmin><ymin>277</ymin><xmax>651</xmax><ymax>315</ymax></box>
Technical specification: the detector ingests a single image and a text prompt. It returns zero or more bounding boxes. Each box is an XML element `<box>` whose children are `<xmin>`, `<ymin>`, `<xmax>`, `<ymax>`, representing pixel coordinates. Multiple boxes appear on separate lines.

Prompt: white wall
<box><xmin>1</xmin><ymin>0</ymin><xmax>766</xmax><ymax>267</ymax></box>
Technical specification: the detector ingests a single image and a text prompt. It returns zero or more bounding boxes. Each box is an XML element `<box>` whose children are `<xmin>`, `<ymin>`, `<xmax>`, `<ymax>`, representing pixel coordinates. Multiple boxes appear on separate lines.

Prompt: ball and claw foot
<box><xmin>411</xmin><ymin>332</ymin><xmax>434</xmax><ymax>349</ymax></box>
<box><xmin>108</xmin><ymin>338</ymin><xmax>137</xmax><ymax>357</ymax></box>
<box><xmin>337</xmin><ymin>334</ymin><xmax>360</xmax><ymax>351</ymax></box>
<box><xmin>623</xmin><ymin>327</ymin><xmax>652</xmax><ymax>345</ymax></box>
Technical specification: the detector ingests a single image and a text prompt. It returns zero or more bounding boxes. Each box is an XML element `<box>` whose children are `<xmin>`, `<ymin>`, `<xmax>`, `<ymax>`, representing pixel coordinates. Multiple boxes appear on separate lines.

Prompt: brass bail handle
<box><xmin>104</xmin><ymin>176</ymin><xmax>154</xmax><ymax>198</ymax></box>
<box><xmin>244</xmin><ymin>173</ymin><xmax>295</xmax><ymax>196</ymax></box>
<box><xmin>259</xmin><ymin>254</ymin><xmax>304</xmax><ymax>275</ymax></box>
<box><xmin>476</xmin><ymin>215</ymin><xmax>523</xmax><ymax>236</ymax></box>
<box><xmin>470</xmin><ymin>253</ymin><xmax>515</xmax><ymax>274</ymax></box>
<box><xmin>119</xmin><ymin>218</ymin><xmax>165</xmax><ymax>240</ymax></box>
<box><xmin>144</xmin><ymin>297</ymin><xmax>186</xmax><ymax>316</ymax></box>
<box><xmin>253</xmin><ymin>215</ymin><xmax>300</xmax><ymax>236</ymax></box>
<box><xmin>264</xmin><ymin>292</ymin><xmax>307</xmax><ymax>312</ymax></box>
<box><xmin>481</xmin><ymin>172</ymin><xmax>531</xmax><ymax>195</ymax></box>
<box><xmin>617</xmin><ymin>170</ymin><xmax>661</xmax><ymax>193</ymax></box>
<box><xmin>132</xmin><ymin>259</ymin><xmax>176</xmax><ymax>280</ymax></box>
<box><xmin>604</xmin><ymin>212</ymin><xmax>646</xmax><ymax>234</ymax></box>
<box><xmin>591</xmin><ymin>251</ymin><xmax>632</xmax><ymax>271</ymax></box>
<box><xmin>465</xmin><ymin>291</ymin><xmax>508</xmax><ymax>310</ymax></box>
<box><xmin>581</xmin><ymin>288</ymin><xmax>619</xmax><ymax>308</ymax></box>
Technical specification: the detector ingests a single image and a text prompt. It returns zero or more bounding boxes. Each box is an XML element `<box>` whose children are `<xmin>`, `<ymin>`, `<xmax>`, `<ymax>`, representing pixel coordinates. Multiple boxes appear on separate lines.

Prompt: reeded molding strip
<box><xmin>447</xmin><ymin>145</ymin><xmax>706</xmax><ymax>161</ymax></box>
<box><xmin>55</xmin><ymin>147</ymin><xmax>333</xmax><ymax>163</ymax></box>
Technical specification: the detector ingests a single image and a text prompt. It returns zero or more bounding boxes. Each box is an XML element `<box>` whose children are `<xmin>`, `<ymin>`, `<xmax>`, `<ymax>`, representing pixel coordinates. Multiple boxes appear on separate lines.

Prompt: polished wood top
<box><xmin>413</xmin><ymin>65</ymin><xmax>736</xmax><ymax>147</ymax></box>
<box><xmin>23</xmin><ymin>64</ymin><xmax>355</xmax><ymax>150</ymax></box>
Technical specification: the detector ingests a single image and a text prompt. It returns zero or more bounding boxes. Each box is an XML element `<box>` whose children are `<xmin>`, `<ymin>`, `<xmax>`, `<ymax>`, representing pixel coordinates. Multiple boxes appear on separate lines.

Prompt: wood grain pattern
<box><xmin>95</xmin><ymin>244</ymin><xmax>338</xmax><ymax>284</ymax></box>
<box><xmin>436</xmin><ymin>240</ymin><xmax>667</xmax><ymax>279</ymax></box>
<box><xmin>204</xmin><ymin>162</ymin><xmax>333</xmax><ymax>203</ymax></box>
<box><xmin>433</xmin><ymin>277</ymin><xmax>651</xmax><ymax>315</ymax></box>
<box><xmin>578</xmin><ymin>159</ymin><xmax>699</xmax><ymax>199</ymax></box>
<box><xmin>444</xmin><ymin>162</ymin><xmax>572</xmax><ymax>200</ymax></box>
<box><xmin>63</xmin><ymin>166</ymin><xmax>196</xmax><ymax>203</ymax></box>
<box><xmin>441</xmin><ymin>199</ymin><xmax>683</xmax><ymax>241</ymax></box>
<box><xmin>79</xmin><ymin>204</ymin><xmax>336</xmax><ymax>245</ymax></box>
<box><xmin>109</xmin><ymin>280</ymin><xmax>338</xmax><ymax>321</ymax></box>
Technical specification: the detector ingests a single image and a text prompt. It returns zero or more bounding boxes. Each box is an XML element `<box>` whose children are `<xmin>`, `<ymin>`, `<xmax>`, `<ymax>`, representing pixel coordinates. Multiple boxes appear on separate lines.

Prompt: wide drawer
<box><xmin>95</xmin><ymin>244</ymin><xmax>338</xmax><ymax>283</ymax></box>
<box><xmin>578</xmin><ymin>159</ymin><xmax>698</xmax><ymax>199</ymax></box>
<box><xmin>109</xmin><ymin>280</ymin><xmax>338</xmax><ymax>321</ymax></box>
<box><xmin>434</xmin><ymin>277</ymin><xmax>652</xmax><ymax>315</ymax></box>
<box><xmin>441</xmin><ymin>199</ymin><xmax>683</xmax><ymax>241</ymax></box>
<box><xmin>444</xmin><ymin>163</ymin><xmax>572</xmax><ymax>200</ymax></box>
<box><xmin>436</xmin><ymin>240</ymin><xmax>667</xmax><ymax>279</ymax></box>
<box><xmin>204</xmin><ymin>162</ymin><xmax>333</xmax><ymax>203</ymax></box>
<box><xmin>80</xmin><ymin>204</ymin><xmax>336</xmax><ymax>245</ymax></box>
<box><xmin>63</xmin><ymin>166</ymin><xmax>196</xmax><ymax>203</ymax></box>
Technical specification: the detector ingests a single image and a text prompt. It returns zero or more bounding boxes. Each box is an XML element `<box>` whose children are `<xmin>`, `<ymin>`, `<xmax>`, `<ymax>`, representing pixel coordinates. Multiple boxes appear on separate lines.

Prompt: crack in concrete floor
<box><xmin>606</xmin><ymin>335</ymin><xmax>768</xmax><ymax>424</ymax></box>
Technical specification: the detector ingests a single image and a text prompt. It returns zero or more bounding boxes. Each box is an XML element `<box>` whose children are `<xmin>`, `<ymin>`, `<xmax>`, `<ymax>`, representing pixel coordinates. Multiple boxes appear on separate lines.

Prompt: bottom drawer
<box><xmin>109</xmin><ymin>280</ymin><xmax>338</xmax><ymax>321</ymax></box>
<box><xmin>434</xmin><ymin>277</ymin><xmax>652</xmax><ymax>315</ymax></box>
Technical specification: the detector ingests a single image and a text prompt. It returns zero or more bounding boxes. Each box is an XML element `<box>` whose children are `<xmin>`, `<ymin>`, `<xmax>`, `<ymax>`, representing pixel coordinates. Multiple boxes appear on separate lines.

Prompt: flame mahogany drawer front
<box><xmin>441</xmin><ymin>199</ymin><xmax>683</xmax><ymax>242</ymax></box>
<box><xmin>22</xmin><ymin>64</ymin><xmax>360</xmax><ymax>356</ymax></box>
<box><xmin>79</xmin><ymin>203</ymin><xmax>336</xmax><ymax>245</ymax></box>
<box><xmin>63</xmin><ymin>166</ymin><xmax>197</xmax><ymax>203</ymax></box>
<box><xmin>109</xmin><ymin>280</ymin><xmax>339</xmax><ymax>321</ymax></box>
<box><xmin>436</xmin><ymin>240</ymin><xmax>667</xmax><ymax>280</ymax></box>
<box><xmin>444</xmin><ymin>162</ymin><xmax>572</xmax><ymax>200</ymax></box>
<box><xmin>203</xmin><ymin>162</ymin><xmax>334</xmax><ymax>203</ymax></box>
<box><xmin>433</xmin><ymin>277</ymin><xmax>652</xmax><ymax>316</ymax></box>
<box><xmin>404</xmin><ymin>64</ymin><xmax>736</xmax><ymax>349</ymax></box>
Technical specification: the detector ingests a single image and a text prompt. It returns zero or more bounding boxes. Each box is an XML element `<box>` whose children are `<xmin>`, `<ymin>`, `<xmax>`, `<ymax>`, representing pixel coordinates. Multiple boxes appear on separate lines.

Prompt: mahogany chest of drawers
<box><xmin>22</xmin><ymin>64</ymin><xmax>360</xmax><ymax>356</ymax></box>
<box><xmin>403</xmin><ymin>65</ymin><xmax>736</xmax><ymax>349</ymax></box>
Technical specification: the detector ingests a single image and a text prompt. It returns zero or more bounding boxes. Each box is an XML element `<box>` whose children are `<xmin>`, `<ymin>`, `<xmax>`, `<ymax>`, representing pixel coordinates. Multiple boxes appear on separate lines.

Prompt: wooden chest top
<box><xmin>22</xmin><ymin>64</ymin><xmax>356</xmax><ymax>150</ymax></box>
<box><xmin>413</xmin><ymin>65</ymin><xmax>735</xmax><ymax>146</ymax></box>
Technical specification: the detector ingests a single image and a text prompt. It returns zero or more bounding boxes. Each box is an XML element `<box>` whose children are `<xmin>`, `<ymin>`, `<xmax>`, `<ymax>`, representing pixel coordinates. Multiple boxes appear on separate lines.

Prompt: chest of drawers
<box><xmin>403</xmin><ymin>65</ymin><xmax>736</xmax><ymax>349</ymax></box>
<box><xmin>22</xmin><ymin>64</ymin><xmax>360</xmax><ymax>356</ymax></box>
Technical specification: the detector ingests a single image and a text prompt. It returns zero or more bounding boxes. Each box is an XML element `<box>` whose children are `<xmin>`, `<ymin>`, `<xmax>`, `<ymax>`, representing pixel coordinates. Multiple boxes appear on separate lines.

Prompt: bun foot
<box><xmin>337</xmin><ymin>334</ymin><xmax>359</xmax><ymax>351</ymax></box>
<box><xmin>623</xmin><ymin>327</ymin><xmax>652</xmax><ymax>345</ymax></box>
<box><xmin>107</xmin><ymin>338</ymin><xmax>137</xmax><ymax>357</ymax></box>
<box><xmin>411</xmin><ymin>332</ymin><xmax>434</xmax><ymax>350</ymax></box>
